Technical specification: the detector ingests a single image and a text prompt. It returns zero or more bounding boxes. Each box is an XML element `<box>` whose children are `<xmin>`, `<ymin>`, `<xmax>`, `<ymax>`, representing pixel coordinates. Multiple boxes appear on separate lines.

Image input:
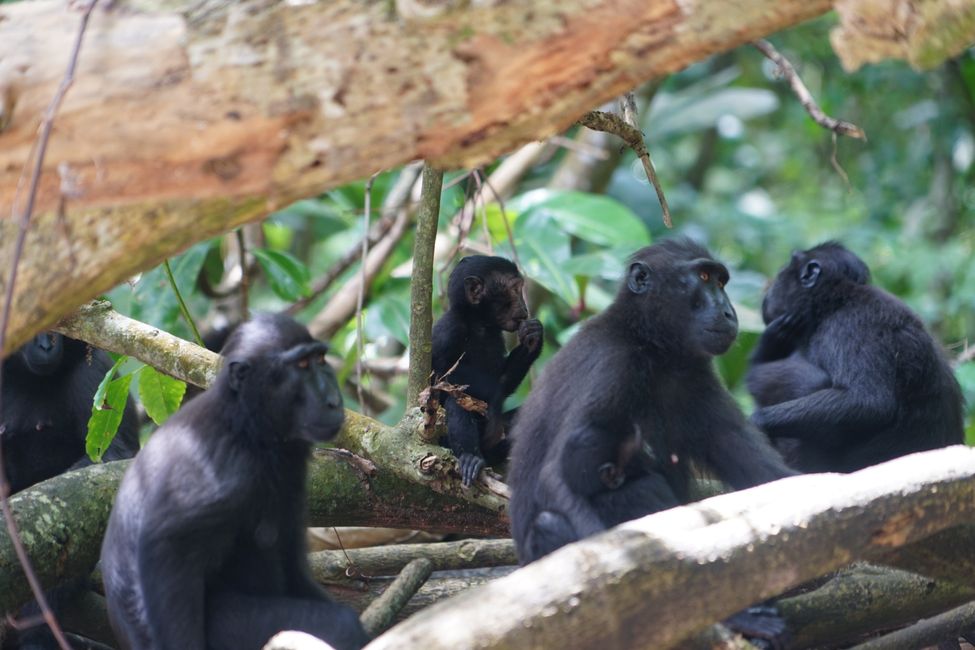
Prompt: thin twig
<box><xmin>0</xmin><ymin>3</ymin><xmax>99</xmax><ymax>649</ymax></box>
<box><xmin>547</xmin><ymin>134</ymin><xmax>611</xmax><ymax>159</ymax></box>
<box><xmin>235</xmin><ymin>228</ymin><xmax>249</xmax><ymax>318</ymax></box>
<box><xmin>439</xmin><ymin>173</ymin><xmax>480</xmax><ymax>272</ymax></box>
<box><xmin>286</xmin><ymin>164</ymin><xmax>421</xmax><ymax>316</ymax></box>
<box><xmin>163</xmin><ymin>259</ymin><xmax>204</xmax><ymax>346</ymax></box>
<box><xmin>955</xmin><ymin>341</ymin><xmax>975</xmax><ymax>367</ymax></box>
<box><xmin>472</xmin><ymin>171</ymin><xmax>494</xmax><ymax>255</ymax></box>
<box><xmin>578</xmin><ymin>101</ymin><xmax>673</xmax><ymax>228</ymax></box>
<box><xmin>356</xmin><ymin>172</ymin><xmax>381</xmax><ymax>416</ymax></box>
<box><xmin>753</xmin><ymin>39</ymin><xmax>866</xmax><ymax>141</ymax></box>
<box><xmin>620</xmin><ymin>92</ymin><xmax>672</xmax><ymax>229</ymax></box>
<box><xmin>829</xmin><ymin>132</ymin><xmax>852</xmax><ymax>191</ymax></box>
<box><xmin>480</xmin><ymin>173</ymin><xmax>520</xmax><ymax>268</ymax></box>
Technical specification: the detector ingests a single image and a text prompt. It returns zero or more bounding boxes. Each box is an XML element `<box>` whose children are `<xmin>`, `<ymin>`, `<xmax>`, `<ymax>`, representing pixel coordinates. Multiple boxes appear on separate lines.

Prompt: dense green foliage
<box><xmin>102</xmin><ymin>15</ymin><xmax>975</xmax><ymax>444</ymax></box>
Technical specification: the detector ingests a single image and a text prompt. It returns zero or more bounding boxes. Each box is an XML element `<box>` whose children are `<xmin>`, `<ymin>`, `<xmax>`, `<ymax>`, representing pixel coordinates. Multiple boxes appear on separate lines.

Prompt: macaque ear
<box><xmin>464</xmin><ymin>276</ymin><xmax>485</xmax><ymax>305</ymax></box>
<box><xmin>627</xmin><ymin>262</ymin><xmax>653</xmax><ymax>294</ymax></box>
<box><xmin>228</xmin><ymin>360</ymin><xmax>251</xmax><ymax>393</ymax></box>
<box><xmin>800</xmin><ymin>261</ymin><xmax>821</xmax><ymax>289</ymax></box>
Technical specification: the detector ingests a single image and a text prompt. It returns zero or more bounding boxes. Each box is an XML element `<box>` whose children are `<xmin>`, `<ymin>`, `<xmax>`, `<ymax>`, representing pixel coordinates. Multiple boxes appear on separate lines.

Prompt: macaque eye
<box><xmin>699</xmin><ymin>270</ymin><xmax>710</xmax><ymax>282</ymax></box>
<box><xmin>297</xmin><ymin>358</ymin><xmax>310</xmax><ymax>369</ymax></box>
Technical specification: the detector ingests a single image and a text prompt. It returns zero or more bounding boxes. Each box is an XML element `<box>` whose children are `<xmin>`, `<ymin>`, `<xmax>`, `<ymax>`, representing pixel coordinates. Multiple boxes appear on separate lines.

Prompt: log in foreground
<box><xmin>366</xmin><ymin>446</ymin><xmax>975</xmax><ymax>650</ymax></box>
<box><xmin>0</xmin><ymin>0</ymin><xmax>836</xmax><ymax>352</ymax></box>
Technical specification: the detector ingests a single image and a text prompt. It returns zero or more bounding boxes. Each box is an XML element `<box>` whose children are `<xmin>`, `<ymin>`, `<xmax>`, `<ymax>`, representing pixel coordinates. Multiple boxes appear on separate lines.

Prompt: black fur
<box><xmin>747</xmin><ymin>242</ymin><xmax>964</xmax><ymax>472</ymax></box>
<box><xmin>1</xmin><ymin>333</ymin><xmax>139</xmax><ymax>494</ymax></box>
<box><xmin>508</xmin><ymin>238</ymin><xmax>795</xmax><ymax>564</ymax></box>
<box><xmin>432</xmin><ymin>255</ymin><xmax>543</xmax><ymax>487</ymax></box>
<box><xmin>100</xmin><ymin>314</ymin><xmax>368</xmax><ymax>650</ymax></box>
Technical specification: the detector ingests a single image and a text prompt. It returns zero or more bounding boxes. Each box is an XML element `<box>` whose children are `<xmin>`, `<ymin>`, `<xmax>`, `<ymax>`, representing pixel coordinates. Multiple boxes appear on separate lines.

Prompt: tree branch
<box><xmin>309</xmin><ymin>539</ymin><xmax>515</xmax><ymax>582</ymax></box>
<box><xmin>54</xmin><ymin>300</ymin><xmax>220</xmax><ymax>388</ymax></box>
<box><xmin>406</xmin><ymin>165</ymin><xmax>442</xmax><ymax>409</ymax></box>
<box><xmin>849</xmin><ymin>600</ymin><xmax>975</xmax><ymax>650</ymax></box>
<box><xmin>286</xmin><ymin>163</ymin><xmax>422</xmax><ymax>317</ymax></box>
<box><xmin>578</xmin><ymin>106</ymin><xmax>672</xmax><ymax>227</ymax></box>
<box><xmin>307</xmin><ymin>200</ymin><xmax>413</xmax><ymax>340</ymax></box>
<box><xmin>752</xmin><ymin>39</ymin><xmax>866</xmax><ymax>140</ymax></box>
<box><xmin>360</xmin><ymin>558</ymin><xmax>433</xmax><ymax>637</ymax></box>
<box><xmin>367</xmin><ymin>447</ymin><xmax>975</xmax><ymax>650</ymax></box>
<box><xmin>778</xmin><ymin>563</ymin><xmax>975</xmax><ymax>648</ymax></box>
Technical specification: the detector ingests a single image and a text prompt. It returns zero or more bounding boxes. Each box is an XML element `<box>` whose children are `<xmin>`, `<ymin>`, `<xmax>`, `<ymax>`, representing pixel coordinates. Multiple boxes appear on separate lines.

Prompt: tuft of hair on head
<box><xmin>629</xmin><ymin>237</ymin><xmax>714</xmax><ymax>268</ymax></box>
<box><xmin>221</xmin><ymin>313</ymin><xmax>314</xmax><ymax>361</ymax></box>
<box><xmin>808</xmin><ymin>241</ymin><xmax>870</xmax><ymax>285</ymax></box>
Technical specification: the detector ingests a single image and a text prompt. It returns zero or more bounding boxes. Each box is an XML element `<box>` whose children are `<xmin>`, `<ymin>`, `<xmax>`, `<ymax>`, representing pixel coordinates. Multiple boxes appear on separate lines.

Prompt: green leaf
<box><xmin>87</xmin><ymin>371</ymin><xmax>133</xmax><ymax>462</ymax></box>
<box><xmin>514</xmin><ymin>211</ymin><xmax>578</xmax><ymax>306</ymax></box>
<box><xmin>365</xmin><ymin>293</ymin><xmax>412</xmax><ymax>348</ymax></box>
<box><xmin>481</xmin><ymin>202</ymin><xmax>519</xmax><ymax>245</ymax></box>
<box><xmin>253</xmin><ymin>248</ymin><xmax>311</xmax><ymax>301</ymax></box>
<box><xmin>90</xmin><ymin>355</ymin><xmax>127</xmax><ymax>416</ymax></box>
<box><xmin>509</xmin><ymin>189</ymin><xmax>650</xmax><ymax>247</ymax></box>
<box><xmin>562</xmin><ymin>247</ymin><xmax>639</xmax><ymax>281</ymax></box>
<box><xmin>262</xmin><ymin>221</ymin><xmax>295</xmax><ymax>251</ymax></box>
<box><xmin>139</xmin><ymin>366</ymin><xmax>187</xmax><ymax>426</ymax></box>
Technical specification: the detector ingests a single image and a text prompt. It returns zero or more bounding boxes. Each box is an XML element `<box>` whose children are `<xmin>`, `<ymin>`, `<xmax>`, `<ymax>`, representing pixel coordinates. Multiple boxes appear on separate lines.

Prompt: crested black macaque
<box><xmin>101</xmin><ymin>314</ymin><xmax>369</xmax><ymax>650</ymax></box>
<box><xmin>432</xmin><ymin>255</ymin><xmax>543</xmax><ymax>487</ymax></box>
<box><xmin>747</xmin><ymin>242</ymin><xmax>964</xmax><ymax>473</ymax></box>
<box><xmin>1</xmin><ymin>332</ymin><xmax>139</xmax><ymax>494</ymax></box>
<box><xmin>508</xmin><ymin>238</ymin><xmax>796</xmax><ymax>564</ymax></box>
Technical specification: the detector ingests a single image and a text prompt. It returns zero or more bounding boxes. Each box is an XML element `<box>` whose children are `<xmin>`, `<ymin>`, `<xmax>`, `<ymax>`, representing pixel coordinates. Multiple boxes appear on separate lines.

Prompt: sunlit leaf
<box><xmin>139</xmin><ymin>366</ymin><xmax>187</xmax><ymax>426</ymax></box>
<box><xmin>87</xmin><ymin>358</ymin><xmax>132</xmax><ymax>462</ymax></box>
<box><xmin>514</xmin><ymin>211</ymin><xmax>577</xmax><ymax>306</ymax></box>
<box><xmin>510</xmin><ymin>189</ymin><xmax>649</xmax><ymax>247</ymax></box>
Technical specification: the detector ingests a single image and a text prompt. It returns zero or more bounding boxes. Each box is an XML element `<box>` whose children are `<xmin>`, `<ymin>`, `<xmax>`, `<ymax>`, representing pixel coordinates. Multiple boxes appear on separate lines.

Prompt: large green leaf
<box><xmin>561</xmin><ymin>247</ymin><xmax>639</xmax><ymax>281</ymax></box>
<box><xmin>87</xmin><ymin>357</ymin><xmax>132</xmax><ymax>462</ymax></box>
<box><xmin>253</xmin><ymin>248</ymin><xmax>311</xmax><ymax>301</ymax></box>
<box><xmin>514</xmin><ymin>211</ymin><xmax>578</xmax><ymax>306</ymax></box>
<box><xmin>510</xmin><ymin>189</ymin><xmax>650</xmax><ymax>248</ymax></box>
<box><xmin>139</xmin><ymin>366</ymin><xmax>187</xmax><ymax>426</ymax></box>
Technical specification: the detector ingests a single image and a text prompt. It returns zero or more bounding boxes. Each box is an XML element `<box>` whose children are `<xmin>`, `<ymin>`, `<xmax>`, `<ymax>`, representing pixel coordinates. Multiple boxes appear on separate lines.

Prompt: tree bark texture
<box><xmin>778</xmin><ymin>563</ymin><xmax>975</xmax><ymax>648</ymax></box>
<box><xmin>405</xmin><ymin>164</ymin><xmax>442</xmax><ymax>408</ymax></box>
<box><xmin>0</xmin><ymin>0</ymin><xmax>835</xmax><ymax>352</ymax></box>
<box><xmin>831</xmin><ymin>0</ymin><xmax>975</xmax><ymax>71</ymax></box>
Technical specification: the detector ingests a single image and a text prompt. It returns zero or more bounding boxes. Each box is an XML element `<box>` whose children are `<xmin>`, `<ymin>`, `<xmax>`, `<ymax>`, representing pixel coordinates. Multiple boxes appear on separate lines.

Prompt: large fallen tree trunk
<box><xmin>365</xmin><ymin>447</ymin><xmax>975</xmax><ymax>650</ymax></box>
<box><xmin>0</xmin><ymin>442</ymin><xmax>507</xmax><ymax>613</ymax></box>
<box><xmin>0</xmin><ymin>0</ymin><xmax>840</xmax><ymax>352</ymax></box>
